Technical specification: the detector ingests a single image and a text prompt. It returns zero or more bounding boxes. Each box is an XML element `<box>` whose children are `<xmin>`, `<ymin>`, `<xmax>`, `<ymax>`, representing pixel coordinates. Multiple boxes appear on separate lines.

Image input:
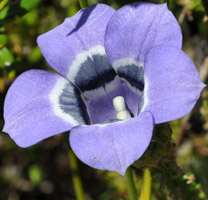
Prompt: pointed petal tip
<box><xmin>2</xmin><ymin>125</ymin><xmax>28</xmax><ymax>148</ymax></box>
<box><xmin>116</xmin><ymin>169</ymin><xmax>126</xmax><ymax>176</ymax></box>
<box><xmin>200</xmin><ymin>82</ymin><xmax>206</xmax><ymax>89</ymax></box>
<box><xmin>2</xmin><ymin>121</ymin><xmax>11</xmax><ymax>136</ymax></box>
<box><xmin>196</xmin><ymin>80</ymin><xmax>206</xmax><ymax>97</ymax></box>
<box><xmin>116</xmin><ymin>166</ymin><xmax>129</xmax><ymax>176</ymax></box>
<box><xmin>2</xmin><ymin>124</ymin><xmax>6</xmax><ymax>134</ymax></box>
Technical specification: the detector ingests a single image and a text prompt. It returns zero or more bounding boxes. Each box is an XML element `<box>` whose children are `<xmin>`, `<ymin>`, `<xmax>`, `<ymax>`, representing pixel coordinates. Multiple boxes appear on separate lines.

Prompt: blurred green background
<box><xmin>0</xmin><ymin>0</ymin><xmax>208</xmax><ymax>199</ymax></box>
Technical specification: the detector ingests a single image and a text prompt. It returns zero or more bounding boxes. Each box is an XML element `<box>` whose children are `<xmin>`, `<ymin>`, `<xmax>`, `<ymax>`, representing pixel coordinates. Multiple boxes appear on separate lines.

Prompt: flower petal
<box><xmin>37</xmin><ymin>4</ymin><xmax>115</xmax><ymax>80</ymax></box>
<box><xmin>3</xmin><ymin>70</ymin><xmax>87</xmax><ymax>147</ymax></box>
<box><xmin>105</xmin><ymin>2</ymin><xmax>182</xmax><ymax>65</ymax></box>
<box><xmin>141</xmin><ymin>45</ymin><xmax>205</xmax><ymax>124</ymax></box>
<box><xmin>70</xmin><ymin>112</ymin><xmax>153</xmax><ymax>175</ymax></box>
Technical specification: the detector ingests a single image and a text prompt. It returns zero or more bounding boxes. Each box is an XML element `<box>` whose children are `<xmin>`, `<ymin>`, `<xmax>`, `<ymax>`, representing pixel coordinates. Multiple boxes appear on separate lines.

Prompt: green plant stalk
<box><xmin>78</xmin><ymin>0</ymin><xmax>89</xmax><ymax>9</ymax></box>
<box><xmin>140</xmin><ymin>169</ymin><xmax>152</xmax><ymax>200</ymax></box>
<box><xmin>125</xmin><ymin>167</ymin><xmax>138</xmax><ymax>200</ymax></box>
<box><xmin>68</xmin><ymin>150</ymin><xmax>84</xmax><ymax>200</ymax></box>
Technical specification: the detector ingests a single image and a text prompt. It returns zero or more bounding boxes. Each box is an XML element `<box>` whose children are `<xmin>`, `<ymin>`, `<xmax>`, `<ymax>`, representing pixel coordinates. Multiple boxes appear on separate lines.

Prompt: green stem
<box><xmin>68</xmin><ymin>150</ymin><xmax>84</xmax><ymax>200</ymax></box>
<box><xmin>125</xmin><ymin>167</ymin><xmax>138</xmax><ymax>200</ymax></box>
<box><xmin>140</xmin><ymin>169</ymin><xmax>152</xmax><ymax>200</ymax></box>
<box><xmin>78</xmin><ymin>0</ymin><xmax>89</xmax><ymax>9</ymax></box>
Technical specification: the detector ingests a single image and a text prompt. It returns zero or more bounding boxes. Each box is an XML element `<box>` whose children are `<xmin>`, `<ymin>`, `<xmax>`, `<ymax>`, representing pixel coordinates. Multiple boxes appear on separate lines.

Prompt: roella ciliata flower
<box><xmin>3</xmin><ymin>3</ymin><xmax>205</xmax><ymax>175</ymax></box>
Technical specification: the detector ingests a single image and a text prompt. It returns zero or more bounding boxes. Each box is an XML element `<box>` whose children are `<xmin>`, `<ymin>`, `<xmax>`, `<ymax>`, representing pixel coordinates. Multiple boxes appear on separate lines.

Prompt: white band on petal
<box><xmin>49</xmin><ymin>78</ymin><xmax>80</xmax><ymax>125</ymax></box>
<box><xmin>67</xmin><ymin>45</ymin><xmax>106</xmax><ymax>83</ymax></box>
<box><xmin>140</xmin><ymin>75</ymin><xmax>149</xmax><ymax>113</ymax></box>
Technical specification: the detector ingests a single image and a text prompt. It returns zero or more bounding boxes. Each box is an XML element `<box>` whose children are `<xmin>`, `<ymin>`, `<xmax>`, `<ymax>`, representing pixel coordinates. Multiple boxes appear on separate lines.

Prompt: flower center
<box><xmin>54</xmin><ymin>47</ymin><xmax>145</xmax><ymax>126</ymax></box>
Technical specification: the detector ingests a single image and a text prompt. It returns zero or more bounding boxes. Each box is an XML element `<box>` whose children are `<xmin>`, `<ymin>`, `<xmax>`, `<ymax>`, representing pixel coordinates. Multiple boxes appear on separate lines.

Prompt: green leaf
<box><xmin>20</xmin><ymin>0</ymin><xmax>41</xmax><ymax>11</ymax></box>
<box><xmin>28</xmin><ymin>46</ymin><xmax>42</xmax><ymax>63</ymax></box>
<box><xmin>0</xmin><ymin>34</ymin><xmax>7</xmax><ymax>48</ymax></box>
<box><xmin>188</xmin><ymin>0</ymin><xmax>204</xmax><ymax>12</ymax></box>
<box><xmin>28</xmin><ymin>165</ymin><xmax>42</xmax><ymax>185</ymax></box>
<box><xmin>0</xmin><ymin>47</ymin><xmax>14</xmax><ymax>68</ymax></box>
<box><xmin>0</xmin><ymin>0</ymin><xmax>9</xmax><ymax>11</ymax></box>
<box><xmin>22</xmin><ymin>9</ymin><xmax>39</xmax><ymax>26</ymax></box>
<box><xmin>0</xmin><ymin>0</ymin><xmax>42</xmax><ymax>25</ymax></box>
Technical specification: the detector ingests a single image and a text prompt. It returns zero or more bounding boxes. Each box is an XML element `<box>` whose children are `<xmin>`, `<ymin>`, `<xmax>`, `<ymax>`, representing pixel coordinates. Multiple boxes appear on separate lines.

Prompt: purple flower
<box><xmin>3</xmin><ymin>3</ymin><xmax>205</xmax><ymax>175</ymax></box>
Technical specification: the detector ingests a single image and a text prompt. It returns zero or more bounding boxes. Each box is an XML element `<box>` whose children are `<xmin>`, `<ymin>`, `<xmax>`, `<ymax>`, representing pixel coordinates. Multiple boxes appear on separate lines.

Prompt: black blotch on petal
<box><xmin>117</xmin><ymin>64</ymin><xmax>144</xmax><ymax>91</ymax></box>
<box><xmin>75</xmin><ymin>54</ymin><xmax>116</xmax><ymax>91</ymax></box>
<box><xmin>59</xmin><ymin>82</ymin><xmax>90</xmax><ymax>125</ymax></box>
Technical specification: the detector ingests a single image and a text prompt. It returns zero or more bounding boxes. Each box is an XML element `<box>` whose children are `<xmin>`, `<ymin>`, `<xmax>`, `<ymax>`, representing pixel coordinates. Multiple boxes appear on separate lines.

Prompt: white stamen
<box><xmin>113</xmin><ymin>96</ymin><xmax>130</xmax><ymax>120</ymax></box>
<box><xmin>116</xmin><ymin>111</ymin><xmax>129</xmax><ymax>120</ymax></box>
<box><xmin>113</xmin><ymin>96</ymin><xmax>125</xmax><ymax>112</ymax></box>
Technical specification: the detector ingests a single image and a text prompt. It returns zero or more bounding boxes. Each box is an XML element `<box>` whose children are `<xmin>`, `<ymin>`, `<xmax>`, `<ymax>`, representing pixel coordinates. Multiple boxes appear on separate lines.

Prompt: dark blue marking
<box><xmin>59</xmin><ymin>82</ymin><xmax>90</xmax><ymax>125</ymax></box>
<box><xmin>74</xmin><ymin>54</ymin><xmax>116</xmax><ymax>91</ymax></box>
<box><xmin>125</xmin><ymin>103</ymin><xmax>134</xmax><ymax>117</ymax></box>
<box><xmin>117</xmin><ymin>64</ymin><xmax>144</xmax><ymax>91</ymax></box>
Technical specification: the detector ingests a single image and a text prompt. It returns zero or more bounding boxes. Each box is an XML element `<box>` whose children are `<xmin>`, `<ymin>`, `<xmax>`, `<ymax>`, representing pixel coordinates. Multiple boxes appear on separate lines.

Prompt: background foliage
<box><xmin>0</xmin><ymin>0</ymin><xmax>208</xmax><ymax>199</ymax></box>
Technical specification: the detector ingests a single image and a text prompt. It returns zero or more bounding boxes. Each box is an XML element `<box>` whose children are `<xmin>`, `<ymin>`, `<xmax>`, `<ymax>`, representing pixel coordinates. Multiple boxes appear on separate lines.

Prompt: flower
<box><xmin>3</xmin><ymin>3</ymin><xmax>205</xmax><ymax>175</ymax></box>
